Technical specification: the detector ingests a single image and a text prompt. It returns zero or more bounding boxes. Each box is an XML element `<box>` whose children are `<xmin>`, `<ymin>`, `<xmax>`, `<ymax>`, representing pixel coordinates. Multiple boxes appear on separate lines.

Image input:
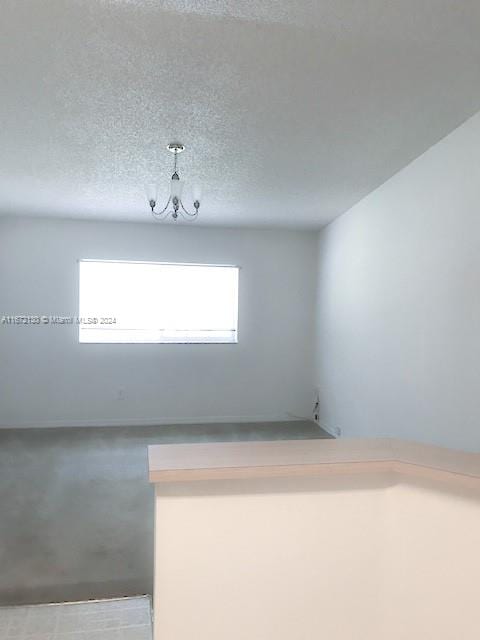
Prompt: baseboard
<box><xmin>0</xmin><ymin>414</ymin><xmax>305</xmax><ymax>429</ymax></box>
<box><xmin>317</xmin><ymin>420</ymin><xmax>341</xmax><ymax>438</ymax></box>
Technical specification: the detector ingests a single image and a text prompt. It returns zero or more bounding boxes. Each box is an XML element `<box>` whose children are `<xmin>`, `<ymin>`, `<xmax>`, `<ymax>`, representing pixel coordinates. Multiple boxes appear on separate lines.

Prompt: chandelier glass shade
<box><xmin>146</xmin><ymin>143</ymin><xmax>201</xmax><ymax>221</ymax></box>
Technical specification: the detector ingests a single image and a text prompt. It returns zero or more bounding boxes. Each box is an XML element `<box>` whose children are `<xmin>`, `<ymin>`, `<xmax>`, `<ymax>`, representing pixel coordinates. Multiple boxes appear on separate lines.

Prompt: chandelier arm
<box><xmin>152</xmin><ymin>196</ymin><xmax>172</xmax><ymax>219</ymax></box>
<box><xmin>179</xmin><ymin>200</ymin><xmax>199</xmax><ymax>219</ymax></box>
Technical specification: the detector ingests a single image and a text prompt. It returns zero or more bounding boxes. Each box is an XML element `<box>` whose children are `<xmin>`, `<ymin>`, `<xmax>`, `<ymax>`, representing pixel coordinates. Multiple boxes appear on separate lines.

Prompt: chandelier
<box><xmin>146</xmin><ymin>143</ymin><xmax>201</xmax><ymax>221</ymax></box>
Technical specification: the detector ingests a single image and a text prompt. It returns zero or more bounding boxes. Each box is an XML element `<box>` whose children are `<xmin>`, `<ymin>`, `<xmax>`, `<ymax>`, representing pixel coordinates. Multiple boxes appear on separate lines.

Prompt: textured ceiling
<box><xmin>1</xmin><ymin>1</ymin><xmax>480</xmax><ymax>228</ymax></box>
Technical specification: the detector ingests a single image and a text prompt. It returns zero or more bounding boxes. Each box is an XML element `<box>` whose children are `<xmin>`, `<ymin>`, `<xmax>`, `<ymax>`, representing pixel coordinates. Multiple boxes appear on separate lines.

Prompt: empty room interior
<box><xmin>1</xmin><ymin>2</ymin><xmax>480</xmax><ymax>639</ymax></box>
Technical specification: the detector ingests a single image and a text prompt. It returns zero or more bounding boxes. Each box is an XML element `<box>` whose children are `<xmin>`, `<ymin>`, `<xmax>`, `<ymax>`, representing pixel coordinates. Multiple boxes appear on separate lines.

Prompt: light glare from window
<box><xmin>79</xmin><ymin>260</ymin><xmax>239</xmax><ymax>343</ymax></box>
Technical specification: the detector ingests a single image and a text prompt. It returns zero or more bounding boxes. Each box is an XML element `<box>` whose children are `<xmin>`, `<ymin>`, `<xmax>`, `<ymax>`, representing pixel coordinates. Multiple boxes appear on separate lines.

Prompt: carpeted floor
<box><xmin>0</xmin><ymin>420</ymin><xmax>331</xmax><ymax>605</ymax></box>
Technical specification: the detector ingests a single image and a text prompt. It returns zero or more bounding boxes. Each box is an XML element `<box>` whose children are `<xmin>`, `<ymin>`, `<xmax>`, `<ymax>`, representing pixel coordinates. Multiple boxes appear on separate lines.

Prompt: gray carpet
<box><xmin>0</xmin><ymin>420</ymin><xmax>330</xmax><ymax>605</ymax></box>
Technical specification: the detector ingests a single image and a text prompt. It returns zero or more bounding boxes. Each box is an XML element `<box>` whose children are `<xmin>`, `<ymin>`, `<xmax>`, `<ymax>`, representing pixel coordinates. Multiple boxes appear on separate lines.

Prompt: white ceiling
<box><xmin>1</xmin><ymin>1</ymin><xmax>480</xmax><ymax>228</ymax></box>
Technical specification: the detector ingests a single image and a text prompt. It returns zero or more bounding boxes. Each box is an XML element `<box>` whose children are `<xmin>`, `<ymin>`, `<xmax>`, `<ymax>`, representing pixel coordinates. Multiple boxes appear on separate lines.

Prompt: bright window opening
<box><xmin>79</xmin><ymin>260</ymin><xmax>239</xmax><ymax>343</ymax></box>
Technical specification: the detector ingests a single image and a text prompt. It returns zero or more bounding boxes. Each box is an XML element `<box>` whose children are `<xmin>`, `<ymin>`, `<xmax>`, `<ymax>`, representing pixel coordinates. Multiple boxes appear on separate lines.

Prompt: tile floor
<box><xmin>0</xmin><ymin>596</ymin><xmax>152</xmax><ymax>640</ymax></box>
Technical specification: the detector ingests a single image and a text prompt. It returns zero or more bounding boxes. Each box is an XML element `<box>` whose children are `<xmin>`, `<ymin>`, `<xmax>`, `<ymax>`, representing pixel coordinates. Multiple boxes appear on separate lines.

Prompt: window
<box><xmin>78</xmin><ymin>260</ymin><xmax>239</xmax><ymax>343</ymax></box>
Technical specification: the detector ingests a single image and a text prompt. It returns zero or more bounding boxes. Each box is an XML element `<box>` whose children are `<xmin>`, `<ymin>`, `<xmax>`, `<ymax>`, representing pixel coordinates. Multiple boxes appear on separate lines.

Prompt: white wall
<box><xmin>153</xmin><ymin>475</ymin><xmax>480</xmax><ymax>640</ymax></box>
<box><xmin>315</xmin><ymin>110</ymin><xmax>480</xmax><ymax>452</ymax></box>
<box><xmin>0</xmin><ymin>217</ymin><xmax>317</xmax><ymax>427</ymax></box>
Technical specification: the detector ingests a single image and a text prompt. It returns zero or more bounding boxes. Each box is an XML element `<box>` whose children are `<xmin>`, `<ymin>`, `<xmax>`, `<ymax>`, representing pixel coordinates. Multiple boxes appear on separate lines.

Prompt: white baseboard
<box><xmin>318</xmin><ymin>420</ymin><xmax>341</xmax><ymax>438</ymax></box>
<box><xmin>0</xmin><ymin>414</ymin><xmax>306</xmax><ymax>429</ymax></box>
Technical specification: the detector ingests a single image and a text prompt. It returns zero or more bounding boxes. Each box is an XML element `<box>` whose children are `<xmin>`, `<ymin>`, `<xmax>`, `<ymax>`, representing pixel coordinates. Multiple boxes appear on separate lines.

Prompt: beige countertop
<box><xmin>148</xmin><ymin>437</ymin><xmax>480</xmax><ymax>486</ymax></box>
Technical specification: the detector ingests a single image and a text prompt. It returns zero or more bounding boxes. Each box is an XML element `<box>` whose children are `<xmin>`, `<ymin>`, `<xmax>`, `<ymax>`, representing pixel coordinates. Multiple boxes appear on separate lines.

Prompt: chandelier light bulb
<box><xmin>145</xmin><ymin>183</ymin><xmax>158</xmax><ymax>205</ymax></box>
<box><xmin>170</xmin><ymin>176</ymin><xmax>184</xmax><ymax>199</ymax></box>
<box><xmin>192</xmin><ymin>184</ymin><xmax>202</xmax><ymax>204</ymax></box>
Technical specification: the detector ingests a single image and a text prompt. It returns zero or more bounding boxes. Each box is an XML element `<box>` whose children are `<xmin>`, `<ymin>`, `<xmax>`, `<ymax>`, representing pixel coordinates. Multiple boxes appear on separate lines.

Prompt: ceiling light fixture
<box><xmin>146</xmin><ymin>143</ymin><xmax>201</xmax><ymax>221</ymax></box>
